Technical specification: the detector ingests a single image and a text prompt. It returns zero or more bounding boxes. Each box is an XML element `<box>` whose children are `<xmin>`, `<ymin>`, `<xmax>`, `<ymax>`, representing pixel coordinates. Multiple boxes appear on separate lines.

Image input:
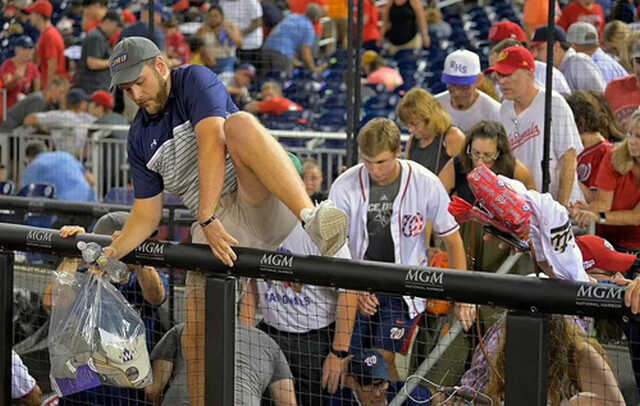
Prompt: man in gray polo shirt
<box><xmin>76</xmin><ymin>10</ymin><xmax>122</xmax><ymax>94</ymax></box>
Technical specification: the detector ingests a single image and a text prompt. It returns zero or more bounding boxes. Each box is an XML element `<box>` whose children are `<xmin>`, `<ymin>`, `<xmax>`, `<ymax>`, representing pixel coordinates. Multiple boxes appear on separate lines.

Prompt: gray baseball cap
<box><xmin>93</xmin><ymin>211</ymin><xmax>129</xmax><ymax>235</ymax></box>
<box><xmin>109</xmin><ymin>36</ymin><xmax>161</xmax><ymax>90</ymax></box>
<box><xmin>566</xmin><ymin>21</ymin><xmax>598</xmax><ymax>46</ymax></box>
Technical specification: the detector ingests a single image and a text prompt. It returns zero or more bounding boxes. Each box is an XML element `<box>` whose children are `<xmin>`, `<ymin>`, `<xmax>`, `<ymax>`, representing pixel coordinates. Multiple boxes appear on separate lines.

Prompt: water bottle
<box><xmin>76</xmin><ymin>241</ymin><xmax>130</xmax><ymax>284</ymax></box>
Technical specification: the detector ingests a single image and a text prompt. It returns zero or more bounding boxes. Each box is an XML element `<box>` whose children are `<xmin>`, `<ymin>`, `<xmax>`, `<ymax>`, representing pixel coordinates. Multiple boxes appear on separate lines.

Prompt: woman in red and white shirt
<box><xmin>0</xmin><ymin>36</ymin><xmax>40</xmax><ymax>112</ymax></box>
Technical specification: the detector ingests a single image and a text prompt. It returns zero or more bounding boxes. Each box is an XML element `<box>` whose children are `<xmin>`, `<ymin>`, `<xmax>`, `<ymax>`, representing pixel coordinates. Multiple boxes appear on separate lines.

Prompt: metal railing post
<box><xmin>0</xmin><ymin>250</ymin><xmax>14</xmax><ymax>406</ymax></box>
<box><xmin>505</xmin><ymin>311</ymin><xmax>549</xmax><ymax>406</ymax></box>
<box><xmin>205</xmin><ymin>276</ymin><xmax>236</xmax><ymax>406</ymax></box>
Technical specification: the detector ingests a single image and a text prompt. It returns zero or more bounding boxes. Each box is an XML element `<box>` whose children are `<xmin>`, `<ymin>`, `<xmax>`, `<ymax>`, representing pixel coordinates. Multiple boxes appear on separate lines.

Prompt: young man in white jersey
<box><xmin>487</xmin><ymin>45</ymin><xmax>584</xmax><ymax>206</ymax></box>
<box><xmin>239</xmin><ymin>224</ymin><xmax>358</xmax><ymax>406</ymax></box>
<box><xmin>435</xmin><ymin>49</ymin><xmax>501</xmax><ymax>133</ymax></box>
<box><xmin>328</xmin><ymin>118</ymin><xmax>473</xmax><ymax>380</ymax></box>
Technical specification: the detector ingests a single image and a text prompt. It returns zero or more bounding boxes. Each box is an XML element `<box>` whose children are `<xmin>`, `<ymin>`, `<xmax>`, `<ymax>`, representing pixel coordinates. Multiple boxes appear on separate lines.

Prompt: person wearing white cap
<box><xmin>567</xmin><ymin>21</ymin><xmax>628</xmax><ymax>85</ymax></box>
<box><xmin>435</xmin><ymin>49</ymin><xmax>501</xmax><ymax>133</ymax></box>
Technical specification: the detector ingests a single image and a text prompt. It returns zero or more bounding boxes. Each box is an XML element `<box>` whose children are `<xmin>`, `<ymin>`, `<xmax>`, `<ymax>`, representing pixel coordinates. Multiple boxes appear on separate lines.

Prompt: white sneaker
<box><xmin>301</xmin><ymin>200</ymin><xmax>348</xmax><ymax>256</ymax></box>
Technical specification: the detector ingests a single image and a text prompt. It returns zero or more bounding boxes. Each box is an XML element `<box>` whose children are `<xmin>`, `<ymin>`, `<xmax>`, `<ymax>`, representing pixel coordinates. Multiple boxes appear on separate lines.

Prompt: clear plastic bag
<box><xmin>48</xmin><ymin>270</ymin><xmax>153</xmax><ymax>396</ymax></box>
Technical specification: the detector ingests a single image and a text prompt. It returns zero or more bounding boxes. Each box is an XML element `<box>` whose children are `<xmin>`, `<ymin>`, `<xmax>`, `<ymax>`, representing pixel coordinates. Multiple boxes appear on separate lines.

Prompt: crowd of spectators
<box><xmin>9</xmin><ymin>0</ymin><xmax>640</xmax><ymax>405</ymax></box>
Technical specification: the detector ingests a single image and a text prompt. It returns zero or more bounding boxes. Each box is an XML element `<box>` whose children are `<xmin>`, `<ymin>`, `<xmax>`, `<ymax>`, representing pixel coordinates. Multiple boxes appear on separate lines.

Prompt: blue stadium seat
<box><xmin>0</xmin><ymin>181</ymin><xmax>16</xmax><ymax>196</ymax></box>
<box><xmin>314</xmin><ymin>112</ymin><xmax>346</xmax><ymax>132</ymax></box>
<box><xmin>18</xmin><ymin>183</ymin><xmax>55</xmax><ymax>198</ymax></box>
<box><xmin>104</xmin><ymin>187</ymin><xmax>135</xmax><ymax>205</ymax></box>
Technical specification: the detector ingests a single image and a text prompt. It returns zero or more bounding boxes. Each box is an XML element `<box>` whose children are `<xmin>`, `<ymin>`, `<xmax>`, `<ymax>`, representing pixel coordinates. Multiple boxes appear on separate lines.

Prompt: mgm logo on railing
<box><xmin>134</xmin><ymin>240</ymin><xmax>167</xmax><ymax>261</ymax></box>
<box><xmin>575</xmin><ymin>284</ymin><xmax>623</xmax><ymax>309</ymax></box>
<box><xmin>404</xmin><ymin>268</ymin><xmax>444</xmax><ymax>292</ymax></box>
<box><xmin>25</xmin><ymin>230</ymin><xmax>54</xmax><ymax>249</ymax></box>
<box><xmin>259</xmin><ymin>253</ymin><xmax>295</xmax><ymax>275</ymax></box>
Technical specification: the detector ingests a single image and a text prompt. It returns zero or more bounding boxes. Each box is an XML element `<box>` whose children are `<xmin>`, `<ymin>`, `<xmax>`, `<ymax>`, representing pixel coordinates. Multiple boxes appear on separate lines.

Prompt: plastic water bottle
<box><xmin>76</xmin><ymin>241</ymin><xmax>130</xmax><ymax>284</ymax></box>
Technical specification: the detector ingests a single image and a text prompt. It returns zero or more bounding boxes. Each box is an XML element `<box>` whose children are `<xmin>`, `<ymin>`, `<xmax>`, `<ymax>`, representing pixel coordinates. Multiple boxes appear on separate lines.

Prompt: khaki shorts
<box><xmin>191</xmin><ymin>191</ymin><xmax>297</xmax><ymax>250</ymax></box>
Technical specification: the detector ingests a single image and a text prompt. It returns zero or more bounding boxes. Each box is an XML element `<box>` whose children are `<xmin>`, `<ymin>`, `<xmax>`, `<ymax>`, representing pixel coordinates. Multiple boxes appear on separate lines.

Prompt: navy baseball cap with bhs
<box><xmin>108</xmin><ymin>36</ymin><xmax>161</xmax><ymax>90</ymax></box>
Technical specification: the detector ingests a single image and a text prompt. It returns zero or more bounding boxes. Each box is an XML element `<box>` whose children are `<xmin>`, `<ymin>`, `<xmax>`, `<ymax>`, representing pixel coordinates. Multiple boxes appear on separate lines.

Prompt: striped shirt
<box><xmin>592</xmin><ymin>48</ymin><xmax>628</xmax><ymax>85</ymax></box>
<box><xmin>559</xmin><ymin>47</ymin><xmax>606</xmax><ymax>93</ymax></box>
<box><xmin>128</xmin><ymin>65</ymin><xmax>239</xmax><ymax>215</ymax></box>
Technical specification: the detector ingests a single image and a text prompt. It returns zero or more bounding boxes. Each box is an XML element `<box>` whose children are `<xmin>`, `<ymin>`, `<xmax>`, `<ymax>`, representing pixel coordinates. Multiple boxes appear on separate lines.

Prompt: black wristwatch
<box><xmin>599</xmin><ymin>212</ymin><xmax>606</xmax><ymax>224</ymax></box>
<box><xmin>330</xmin><ymin>347</ymin><xmax>349</xmax><ymax>359</ymax></box>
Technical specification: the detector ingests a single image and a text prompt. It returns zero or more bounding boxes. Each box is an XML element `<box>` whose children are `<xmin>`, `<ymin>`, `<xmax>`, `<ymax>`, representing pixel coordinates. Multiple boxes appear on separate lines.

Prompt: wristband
<box><xmin>330</xmin><ymin>347</ymin><xmax>349</xmax><ymax>359</ymax></box>
<box><xmin>199</xmin><ymin>215</ymin><xmax>217</xmax><ymax>229</ymax></box>
<box><xmin>599</xmin><ymin>212</ymin><xmax>606</xmax><ymax>224</ymax></box>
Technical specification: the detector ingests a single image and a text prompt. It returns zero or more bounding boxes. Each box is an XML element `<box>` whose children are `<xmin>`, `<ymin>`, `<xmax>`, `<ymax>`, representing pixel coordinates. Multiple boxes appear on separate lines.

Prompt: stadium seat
<box><xmin>0</xmin><ymin>180</ymin><xmax>16</xmax><ymax>196</ymax></box>
<box><xmin>314</xmin><ymin>111</ymin><xmax>346</xmax><ymax>132</ymax></box>
<box><xmin>18</xmin><ymin>183</ymin><xmax>55</xmax><ymax>198</ymax></box>
<box><xmin>104</xmin><ymin>187</ymin><xmax>135</xmax><ymax>205</ymax></box>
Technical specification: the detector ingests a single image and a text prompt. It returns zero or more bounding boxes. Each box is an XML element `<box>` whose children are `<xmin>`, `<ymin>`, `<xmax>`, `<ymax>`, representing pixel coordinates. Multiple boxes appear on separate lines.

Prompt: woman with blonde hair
<box><xmin>603</xmin><ymin>21</ymin><xmax>636</xmax><ymax>72</ymax></box>
<box><xmin>397</xmin><ymin>87</ymin><xmax>466</xmax><ymax>174</ymax></box>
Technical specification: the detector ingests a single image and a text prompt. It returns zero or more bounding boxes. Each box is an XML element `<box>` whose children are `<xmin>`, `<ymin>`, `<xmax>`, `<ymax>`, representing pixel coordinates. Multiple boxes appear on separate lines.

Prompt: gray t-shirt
<box><xmin>235</xmin><ymin>324</ymin><xmax>293</xmax><ymax>406</ymax></box>
<box><xmin>151</xmin><ymin>323</ymin><xmax>292</xmax><ymax>406</ymax></box>
<box><xmin>364</xmin><ymin>171</ymin><xmax>401</xmax><ymax>263</ymax></box>
<box><xmin>0</xmin><ymin>92</ymin><xmax>47</xmax><ymax>132</ymax></box>
<box><xmin>150</xmin><ymin>324</ymin><xmax>188</xmax><ymax>406</ymax></box>
<box><xmin>76</xmin><ymin>27</ymin><xmax>111</xmax><ymax>94</ymax></box>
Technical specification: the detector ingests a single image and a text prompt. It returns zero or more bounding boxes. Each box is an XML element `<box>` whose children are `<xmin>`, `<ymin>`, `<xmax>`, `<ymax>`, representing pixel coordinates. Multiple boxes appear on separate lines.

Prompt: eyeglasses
<box><xmin>470</xmin><ymin>149</ymin><xmax>500</xmax><ymax>162</ymax></box>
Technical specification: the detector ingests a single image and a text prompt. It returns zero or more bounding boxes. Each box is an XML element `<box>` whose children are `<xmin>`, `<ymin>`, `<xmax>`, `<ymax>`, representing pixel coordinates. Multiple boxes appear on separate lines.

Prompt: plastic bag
<box><xmin>48</xmin><ymin>270</ymin><xmax>152</xmax><ymax>396</ymax></box>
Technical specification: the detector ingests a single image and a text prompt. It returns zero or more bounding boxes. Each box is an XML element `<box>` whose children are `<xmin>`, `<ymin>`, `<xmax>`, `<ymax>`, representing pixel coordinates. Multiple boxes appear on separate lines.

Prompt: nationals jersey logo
<box><xmin>577</xmin><ymin>162</ymin><xmax>592</xmax><ymax>183</ymax></box>
<box><xmin>402</xmin><ymin>213</ymin><xmax>425</xmax><ymax>237</ymax></box>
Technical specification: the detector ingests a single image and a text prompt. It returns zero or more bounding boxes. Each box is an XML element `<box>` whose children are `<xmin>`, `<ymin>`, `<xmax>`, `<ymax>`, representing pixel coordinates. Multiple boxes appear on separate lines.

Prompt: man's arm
<box><xmin>242</xmin><ymin>17</ymin><xmax>262</xmax><ymax>36</ymax></box>
<box><xmin>270</xmin><ymin>379</ymin><xmax>298</xmax><ymax>406</ymax></box>
<box><xmin>135</xmin><ymin>266</ymin><xmax>166</xmax><ymax>305</ymax></box>
<box><xmin>86</xmin><ymin>56</ymin><xmax>110</xmax><ymax>70</ymax></box>
<box><xmin>322</xmin><ymin>289</ymin><xmax>357</xmax><ymax>394</ymax></box>
<box><xmin>301</xmin><ymin>45</ymin><xmax>324</xmax><ymax>74</ymax></box>
<box><xmin>239</xmin><ymin>278</ymin><xmax>259</xmax><ymax>326</ymax></box>
<box><xmin>144</xmin><ymin>360</ymin><xmax>174</xmax><ymax>406</ymax></box>
<box><xmin>46</xmin><ymin>58</ymin><xmax>57</xmax><ymax>85</ymax></box>
<box><xmin>557</xmin><ymin>148</ymin><xmax>577</xmax><ymax>206</ymax></box>
<box><xmin>194</xmin><ymin>116</ymin><xmax>240</xmax><ymax>267</ymax></box>
<box><xmin>442</xmin><ymin>230</ymin><xmax>475</xmax><ymax>331</ymax></box>
<box><xmin>107</xmin><ymin>194</ymin><xmax>164</xmax><ymax>259</ymax></box>
<box><xmin>23</xmin><ymin>113</ymin><xmax>38</xmax><ymax>127</ymax></box>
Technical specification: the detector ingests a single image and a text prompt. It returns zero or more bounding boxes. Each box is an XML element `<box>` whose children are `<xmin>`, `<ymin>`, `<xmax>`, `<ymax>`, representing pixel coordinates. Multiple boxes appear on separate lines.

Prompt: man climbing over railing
<box><xmin>103</xmin><ymin>36</ymin><xmax>348</xmax><ymax>406</ymax></box>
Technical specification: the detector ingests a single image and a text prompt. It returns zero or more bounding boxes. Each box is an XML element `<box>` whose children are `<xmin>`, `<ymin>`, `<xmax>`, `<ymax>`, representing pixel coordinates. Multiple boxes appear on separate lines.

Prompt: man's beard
<box><xmin>149</xmin><ymin>68</ymin><xmax>169</xmax><ymax>113</ymax></box>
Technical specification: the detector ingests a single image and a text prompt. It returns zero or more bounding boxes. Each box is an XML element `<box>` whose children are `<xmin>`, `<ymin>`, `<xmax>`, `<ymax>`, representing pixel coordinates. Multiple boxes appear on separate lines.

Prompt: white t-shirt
<box><xmin>256</xmin><ymin>223</ymin><xmax>350</xmax><ymax>333</ymax></box>
<box><xmin>12</xmin><ymin>351</ymin><xmax>36</xmax><ymax>399</ymax></box>
<box><xmin>220</xmin><ymin>0</ymin><xmax>263</xmax><ymax>50</ymax></box>
<box><xmin>435</xmin><ymin>90</ymin><xmax>501</xmax><ymax>133</ymax></box>
<box><xmin>499</xmin><ymin>87</ymin><xmax>584</xmax><ymax>202</ymax></box>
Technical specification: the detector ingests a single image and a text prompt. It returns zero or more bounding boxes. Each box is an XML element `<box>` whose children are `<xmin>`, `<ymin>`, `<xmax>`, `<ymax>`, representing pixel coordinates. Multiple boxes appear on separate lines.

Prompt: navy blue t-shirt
<box><xmin>127</xmin><ymin>65</ymin><xmax>239</xmax><ymax>214</ymax></box>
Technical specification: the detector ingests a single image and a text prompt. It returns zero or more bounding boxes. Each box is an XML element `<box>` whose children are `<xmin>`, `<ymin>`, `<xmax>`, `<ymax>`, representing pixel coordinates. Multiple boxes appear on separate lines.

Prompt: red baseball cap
<box><xmin>26</xmin><ymin>0</ymin><xmax>52</xmax><ymax>18</ymax></box>
<box><xmin>173</xmin><ymin>0</ymin><xmax>189</xmax><ymax>13</ymax></box>
<box><xmin>489</xmin><ymin>21</ymin><xmax>527</xmax><ymax>43</ymax></box>
<box><xmin>576</xmin><ymin>235</ymin><xmax>636</xmax><ymax>273</ymax></box>
<box><xmin>91</xmin><ymin>90</ymin><xmax>114</xmax><ymax>110</ymax></box>
<box><xmin>121</xmin><ymin>9</ymin><xmax>137</xmax><ymax>24</ymax></box>
<box><xmin>485</xmin><ymin>46</ymin><xmax>535</xmax><ymax>76</ymax></box>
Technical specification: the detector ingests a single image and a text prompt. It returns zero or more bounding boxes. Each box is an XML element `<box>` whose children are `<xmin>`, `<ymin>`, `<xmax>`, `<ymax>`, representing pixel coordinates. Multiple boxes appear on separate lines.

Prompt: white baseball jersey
<box><xmin>435</xmin><ymin>90</ymin><xmax>501</xmax><ymax>133</ymax></box>
<box><xmin>525</xmin><ymin>190</ymin><xmax>589</xmax><ymax>282</ymax></box>
<box><xmin>329</xmin><ymin>159</ymin><xmax>460</xmax><ymax>318</ymax></box>
<box><xmin>500</xmin><ymin>87</ymin><xmax>584</xmax><ymax>202</ymax></box>
<box><xmin>533</xmin><ymin>60</ymin><xmax>572</xmax><ymax>96</ymax></box>
<box><xmin>12</xmin><ymin>350</ymin><xmax>36</xmax><ymax>399</ymax></box>
<box><xmin>256</xmin><ymin>223</ymin><xmax>349</xmax><ymax>333</ymax></box>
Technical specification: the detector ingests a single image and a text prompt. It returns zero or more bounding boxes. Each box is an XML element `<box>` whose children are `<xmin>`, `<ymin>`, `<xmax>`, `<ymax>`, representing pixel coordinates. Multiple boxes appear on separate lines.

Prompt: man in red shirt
<box><xmin>557</xmin><ymin>0</ymin><xmax>605</xmax><ymax>37</ymax></box>
<box><xmin>27</xmin><ymin>0</ymin><xmax>68</xmax><ymax>87</ymax></box>
<box><xmin>605</xmin><ymin>38</ymin><xmax>640</xmax><ymax>130</ymax></box>
<box><xmin>244</xmin><ymin>81</ymin><xmax>303</xmax><ymax>116</ymax></box>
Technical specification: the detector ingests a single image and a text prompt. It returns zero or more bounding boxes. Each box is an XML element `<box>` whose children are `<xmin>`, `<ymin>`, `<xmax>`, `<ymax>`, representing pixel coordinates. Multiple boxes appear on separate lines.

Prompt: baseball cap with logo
<box><xmin>531</xmin><ymin>25</ymin><xmax>567</xmax><ymax>46</ymax></box>
<box><xmin>88</xmin><ymin>334</ymin><xmax>152</xmax><ymax>388</ymax></box>
<box><xmin>25</xmin><ymin>0</ymin><xmax>52</xmax><ymax>17</ymax></box>
<box><xmin>67</xmin><ymin>88</ymin><xmax>90</xmax><ymax>107</ymax></box>
<box><xmin>485</xmin><ymin>46</ymin><xmax>535</xmax><ymax>76</ymax></box>
<box><xmin>350</xmin><ymin>349</ymin><xmax>392</xmax><ymax>386</ymax></box>
<box><xmin>489</xmin><ymin>21</ymin><xmax>527</xmax><ymax>43</ymax></box>
<box><xmin>441</xmin><ymin>50</ymin><xmax>481</xmax><ymax>86</ymax></box>
<box><xmin>567</xmin><ymin>21</ymin><xmax>598</xmax><ymax>46</ymax></box>
<box><xmin>576</xmin><ymin>235</ymin><xmax>637</xmax><ymax>273</ymax></box>
<box><xmin>91</xmin><ymin>90</ymin><xmax>115</xmax><ymax>110</ymax></box>
<box><xmin>109</xmin><ymin>36</ymin><xmax>161</xmax><ymax>90</ymax></box>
